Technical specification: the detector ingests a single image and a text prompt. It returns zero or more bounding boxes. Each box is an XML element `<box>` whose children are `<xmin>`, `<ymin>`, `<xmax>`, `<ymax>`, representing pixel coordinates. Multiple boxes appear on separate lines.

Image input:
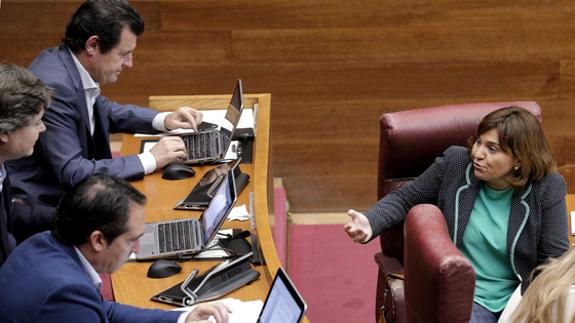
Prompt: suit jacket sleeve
<box><xmin>537</xmin><ymin>173</ymin><xmax>569</xmax><ymax>261</ymax></box>
<box><xmin>363</xmin><ymin>146</ymin><xmax>452</xmax><ymax>238</ymax></box>
<box><xmin>100</xmin><ymin>95</ymin><xmax>159</xmax><ymax>134</ymax></box>
<box><xmin>37</xmin><ymin>281</ymin><xmax>180</xmax><ymax>323</ymax></box>
<box><xmin>106</xmin><ymin>301</ymin><xmax>182</xmax><ymax>323</ymax></box>
<box><xmin>38</xmin><ymin>78</ymin><xmax>157</xmax><ymax>190</ymax></box>
<box><xmin>9</xmin><ymin>199</ymin><xmax>55</xmax><ymax>244</ymax></box>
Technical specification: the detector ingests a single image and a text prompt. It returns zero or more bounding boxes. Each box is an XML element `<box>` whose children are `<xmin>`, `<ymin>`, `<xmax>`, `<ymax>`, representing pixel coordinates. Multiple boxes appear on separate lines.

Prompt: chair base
<box><xmin>374</xmin><ymin>252</ymin><xmax>405</xmax><ymax>323</ymax></box>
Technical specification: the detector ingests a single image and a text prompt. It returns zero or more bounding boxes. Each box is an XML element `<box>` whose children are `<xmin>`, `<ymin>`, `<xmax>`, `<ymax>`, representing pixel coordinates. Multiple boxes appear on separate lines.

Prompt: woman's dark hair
<box><xmin>52</xmin><ymin>174</ymin><xmax>146</xmax><ymax>245</ymax></box>
<box><xmin>63</xmin><ymin>0</ymin><xmax>145</xmax><ymax>54</ymax></box>
<box><xmin>0</xmin><ymin>63</ymin><xmax>52</xmax><ymax>132</ymax></box>
<box><xmin>468</xmin><ymin>106</ymin><xmax>555</xmax><ymax>189</ymax></box>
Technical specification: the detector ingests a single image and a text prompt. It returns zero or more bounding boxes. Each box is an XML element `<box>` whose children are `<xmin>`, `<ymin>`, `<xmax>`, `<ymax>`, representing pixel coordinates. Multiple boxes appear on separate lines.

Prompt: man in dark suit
<box><xmin>0</xmin><ymin>63</ymin><xmax>54</xmax><ymax>266</ymax></box>
<box><xmin>0</xmin><ymin>174</ymin><xmax>230</xmax><ymax>322</ymax></box>
<box><xmin>6</xmin><ymin>0</ymin><xmax>203</xmax><ymax>240</ymax></box>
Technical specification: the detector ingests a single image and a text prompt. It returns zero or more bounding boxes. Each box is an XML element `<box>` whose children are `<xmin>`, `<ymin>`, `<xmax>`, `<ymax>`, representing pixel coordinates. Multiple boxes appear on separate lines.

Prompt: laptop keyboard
<box><xmin>183</xmin><ymin>132</ymin><xmax>220</xmax><ymax>160</ymax></box>
<box><xmin>158</xmin><ymin>219</ymin><xmax>198</xmax><ymax>253</ymax></box>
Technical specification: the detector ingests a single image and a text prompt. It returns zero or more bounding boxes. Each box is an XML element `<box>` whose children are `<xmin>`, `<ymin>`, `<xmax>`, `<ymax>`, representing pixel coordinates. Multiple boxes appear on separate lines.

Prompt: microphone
<box><xmin>230</xmin><ymin>230</ymin><xmax>251</xmax><ymax>239</ymax></box>
<box><xmin>250</xmin><ymin>234</ymin><xmax>263</xmax><ymax>265</ymax></box>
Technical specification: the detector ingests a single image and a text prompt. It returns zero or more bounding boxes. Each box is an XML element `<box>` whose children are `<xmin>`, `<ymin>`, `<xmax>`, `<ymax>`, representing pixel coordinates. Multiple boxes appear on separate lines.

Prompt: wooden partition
<box><xmin>2</xmin><ymin>1</ymin><xmax>575</xmax><ymax>212</ymax></box>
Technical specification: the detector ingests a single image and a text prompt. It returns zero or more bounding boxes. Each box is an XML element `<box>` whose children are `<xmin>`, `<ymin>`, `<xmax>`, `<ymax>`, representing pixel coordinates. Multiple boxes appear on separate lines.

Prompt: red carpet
<box><xmin>288</xmin><ymin>224</ymin><xmax>381</xmax><ymax>323</ymax></box>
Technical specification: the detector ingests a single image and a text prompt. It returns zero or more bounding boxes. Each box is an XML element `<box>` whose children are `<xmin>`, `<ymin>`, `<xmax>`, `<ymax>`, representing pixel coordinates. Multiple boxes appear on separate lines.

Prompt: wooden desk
<box><xmin>112</xmin><ymin>93</ymin><xmax>308</xmax><ymax>320</ymax></box>
<box><xmin>567</xmin><ymin>194</ymin><xmax>575</xmax><ymax>247</ymax></box>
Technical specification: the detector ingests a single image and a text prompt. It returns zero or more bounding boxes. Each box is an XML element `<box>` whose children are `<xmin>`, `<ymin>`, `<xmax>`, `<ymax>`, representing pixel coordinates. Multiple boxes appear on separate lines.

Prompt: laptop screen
<box><xmin>220</xmin><ymin>79</ymin><xmax>243</xmax><ymax>151</ymax></box>
<box><xmin>258</xmin><ymin>268</ymin><xmax>307</xmax><ymax>323</ymax></box>
<box><xmin>200</xmin><ymin>170</ymin><xmax>236</xmax><ymax>245</ymax></box>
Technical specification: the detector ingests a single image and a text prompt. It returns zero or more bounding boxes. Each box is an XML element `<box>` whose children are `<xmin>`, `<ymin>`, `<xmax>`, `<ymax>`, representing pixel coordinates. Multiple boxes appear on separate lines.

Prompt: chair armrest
<box><xmin>375</xmin><ymin>252</ymin><xmax>404</xmax><ymax>276</ymax></box>
<box><xmin>404</xmin><ymin>204</ymin><xmax>475</xmax><ymax>323</ymax></box>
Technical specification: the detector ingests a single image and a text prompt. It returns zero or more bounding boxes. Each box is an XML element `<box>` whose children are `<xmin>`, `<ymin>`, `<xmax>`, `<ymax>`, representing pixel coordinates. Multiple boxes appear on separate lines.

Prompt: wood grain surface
<box><xmin>2</xmin><ymin>0</ymin><xmax>575</xmax><ymax>212</ymax></box>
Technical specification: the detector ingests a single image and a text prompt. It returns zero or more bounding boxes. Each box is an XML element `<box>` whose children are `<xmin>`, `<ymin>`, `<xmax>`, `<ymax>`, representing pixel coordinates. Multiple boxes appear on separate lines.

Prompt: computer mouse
<box><xmin>147</xmin><ymin>259</ymin><xmax>182</xmax><ymax>279</ymax></box>
<box><xmin>162</xmin><ymin>163</ymin><xmax>196</xmax><ymax>180</ymax></box>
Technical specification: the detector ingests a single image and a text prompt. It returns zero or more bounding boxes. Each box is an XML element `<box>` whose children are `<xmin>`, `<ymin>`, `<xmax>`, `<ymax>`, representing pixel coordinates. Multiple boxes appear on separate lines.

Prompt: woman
<box><xmin>499</xmin><ymin>248</ymin><xmax>575</xmax><ymax>323</ymax></box>
<box><xmin>344</xmin><ymin>106</ymin><xmax>569</xmax><ymax>322</ymax></box>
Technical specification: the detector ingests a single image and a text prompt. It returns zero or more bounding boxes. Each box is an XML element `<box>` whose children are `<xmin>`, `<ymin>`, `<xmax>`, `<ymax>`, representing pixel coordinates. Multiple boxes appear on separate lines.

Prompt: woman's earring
<box><xmin>514</xmin><ymin>166</ymin><xmax>519</xmax><ymax>171</ymax></box>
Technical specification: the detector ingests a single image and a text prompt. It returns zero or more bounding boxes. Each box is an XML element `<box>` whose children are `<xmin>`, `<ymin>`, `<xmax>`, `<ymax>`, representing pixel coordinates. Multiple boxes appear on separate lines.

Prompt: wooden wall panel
<box><xmin>233</xmin><ymin>25</ymin><xmax>575</xmax><ymax>64</ymax></box>
<box><xmin>105</xmin><ymin>60</ymin><xmax>559</xmax><ymax>100</ymax></box>
<box><xmin>2</xmin><ymin>0</ymin><xmax>575</xmax><ymax>212</ymax></box>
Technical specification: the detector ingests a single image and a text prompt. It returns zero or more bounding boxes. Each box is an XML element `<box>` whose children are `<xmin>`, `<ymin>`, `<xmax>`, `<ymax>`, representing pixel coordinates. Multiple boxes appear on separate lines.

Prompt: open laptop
<box><xmin>255</xmin><ymin>267</ymin><xmax>307</xmax><ymax>323</ymax></box>
<box><xmin>153</xmin><ymin>266</ymin><xmax>306</xmax><ymax>323</ymax></box>
<box><xmin>209</xmin><ymin>267</ymin><xmax>307</xmax><ymax>322</ymax></box>
<box><xmin>181</xmin><ymin>79</ymin><xmax>244</xmax><ymax>164</ymax></box>
<box><xmin>174</xmin><ymin>158</ymin><xmax>250</xmax><ymax>211</ymax></box>
<box><xmin>135</xmin><ymin>168</ymin><xmax>237</xmax><ymax>260</ymax></box>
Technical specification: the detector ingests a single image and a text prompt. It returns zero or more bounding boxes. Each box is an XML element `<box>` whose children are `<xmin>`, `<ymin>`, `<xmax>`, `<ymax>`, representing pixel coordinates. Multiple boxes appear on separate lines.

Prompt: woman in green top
<box><xmin>345</xmin><ymin>107</ymin><xmax>569</xmax><ymax>322</ymax></box>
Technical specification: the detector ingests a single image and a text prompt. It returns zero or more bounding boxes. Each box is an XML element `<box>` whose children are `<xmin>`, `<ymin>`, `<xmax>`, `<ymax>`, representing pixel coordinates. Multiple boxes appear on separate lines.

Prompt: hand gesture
<box><xmin>148</xmin><ymin>136</ymin><xmax>187</xmax><ymax>169</ymax></box>
<box><xmin>185</xmin><ymin>301</ymin><xmax>231</xmax><ymax>323</ymax></box>
<box><xmin>343</xmin><ymin>209</ymin><xmax>373</xmax><ymax>243</ymax></box>
<box><xmin>165</xmin><ymin>106</ymin><xmax>203</xmax><ymax>131</ymax></box>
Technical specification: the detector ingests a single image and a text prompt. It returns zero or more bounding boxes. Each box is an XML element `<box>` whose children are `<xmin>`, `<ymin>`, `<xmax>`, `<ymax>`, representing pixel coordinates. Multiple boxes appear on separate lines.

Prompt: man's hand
<box><xmin>165</xmin><ymin>106</ymin><xmax>203</xmax><ymax>131</ymax></box>
<box><xmin>148</xmin><ymin>136</ymin><xmax>187</xmax><ymax>169</ymax></box>
<box><xmin>185</xmin><ymin>302</ymin><xmax>231</xmax><ymax>323</ymax></box>
<box><xmin>343</xmin><ymin>209</ymin><xmax>373</xmax><ymax>243</ymax></box>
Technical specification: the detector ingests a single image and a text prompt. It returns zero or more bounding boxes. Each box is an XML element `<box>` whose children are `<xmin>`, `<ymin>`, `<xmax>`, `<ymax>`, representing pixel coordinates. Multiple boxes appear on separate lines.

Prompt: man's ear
<box><xmin>0</xmin><ymin>132</ymin><xmax>9</xmax><ymax>144</ymax></box>
<box><xmin>85</xmin><ymin>36</ymin><xmax>100</xmax><ymax>56</ymax></box>
<box><xmin>89</xmin><ymin>230</ymin><xmax>108</xmax><ymax>252</ymax></box>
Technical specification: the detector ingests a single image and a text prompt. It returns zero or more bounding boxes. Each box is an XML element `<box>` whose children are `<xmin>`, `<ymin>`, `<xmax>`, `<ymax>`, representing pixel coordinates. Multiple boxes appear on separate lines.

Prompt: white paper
<box><xmin>570</xmin><ymin>211</ymin><xmax>575</xmax><ymax>235</ymax></box>
<box><xmin>200</xmin><ymin>108</ymin><xmax>254</xmax><ymax>130</ymax></box>
<box><xmin>173</xmin><ymin>298</ymin><xmax>263</xmax><ymax>323</ymax></box>
<box><xmin>134</xmin><ymin>108</ymin><xmax>254</xmax><ymax>137</ymax></box>
<box><xmin>141</xmin><ymin>141</ymin><xmax>157</xmax><ymax>152</ymax></box>
<box><xmin>227</xmin><ymin>204</ymin><xmax>250</xmax><ymax>222</ymax></box>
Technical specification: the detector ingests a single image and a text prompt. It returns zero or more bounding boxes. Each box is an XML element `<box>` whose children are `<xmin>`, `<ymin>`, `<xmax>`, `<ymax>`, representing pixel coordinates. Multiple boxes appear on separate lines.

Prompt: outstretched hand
<box><xmin>343</xmin><ymin>209</ymin><xmax>373</xmax><ymax>243</ymax></box>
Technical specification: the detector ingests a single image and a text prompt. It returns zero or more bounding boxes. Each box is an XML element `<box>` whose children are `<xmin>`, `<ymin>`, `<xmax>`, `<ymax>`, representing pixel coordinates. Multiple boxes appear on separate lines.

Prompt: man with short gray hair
<box><xmin>0</xmin><ymin>63</ymin><xmax>53</xmax><ymax>265</ymax></box>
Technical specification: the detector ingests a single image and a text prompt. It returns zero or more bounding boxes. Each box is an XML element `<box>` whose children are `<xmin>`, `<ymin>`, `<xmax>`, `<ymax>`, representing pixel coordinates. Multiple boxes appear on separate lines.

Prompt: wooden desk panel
<box><xmin>567</xmin><ymin>194</ymin><xmax>575</xmax><ymax>247</ymax></box>
<box><xmin>112</xmin><ymin>93</ymin><xmax>294</xmax><ymax>314</ymax></box>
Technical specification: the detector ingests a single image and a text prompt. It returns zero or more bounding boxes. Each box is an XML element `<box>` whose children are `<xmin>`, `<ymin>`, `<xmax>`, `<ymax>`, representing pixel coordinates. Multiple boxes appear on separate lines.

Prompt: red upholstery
<box><xmin>404</xmin><ymin>204</ymin><xmax>475</xmax><ymax>323</ymax></box>
<box><xmin>374</xmin><ymin>101</ymin><xmax>541</xmax><ymax>322</ymax></box>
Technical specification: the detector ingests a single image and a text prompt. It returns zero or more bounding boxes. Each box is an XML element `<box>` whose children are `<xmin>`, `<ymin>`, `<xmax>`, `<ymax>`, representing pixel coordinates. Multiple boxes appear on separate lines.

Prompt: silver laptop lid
<box><xmin>199</xmin><ymin>167</ymin><xmax>237</xmax><ymax>246</ymax></box>
<box><xmin>219</xmin><ymin>79</ymin><xmax>244</xmax><ymax>154</ymax></box>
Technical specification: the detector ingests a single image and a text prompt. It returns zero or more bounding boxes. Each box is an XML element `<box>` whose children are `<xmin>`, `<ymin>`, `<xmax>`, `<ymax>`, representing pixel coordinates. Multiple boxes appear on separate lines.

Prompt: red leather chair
<box><xmin>374</xmin><ymin>101</ymin><xmax>542</xmax><ymax>323</ymax></box>
<box><xmin>404</xmin><ymin>204</ymin><xmax>475</xmax><ymax>323</ymax></box>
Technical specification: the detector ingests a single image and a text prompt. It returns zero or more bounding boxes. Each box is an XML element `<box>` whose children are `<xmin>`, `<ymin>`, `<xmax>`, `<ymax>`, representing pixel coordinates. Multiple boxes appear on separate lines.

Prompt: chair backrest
<box><xmin>404</xmin><ymin>204</ymin><xmax>476</xmax><ymax>323</ymax></box>
<box><xmin>377</xmin><ymin>101</ymin><xmax>542</xmax><ymax>263</ymax></box>
<box><xmin>557</xmin><ymin>164</ymin><xmax>575</xmax><ymax>194</ymax></box>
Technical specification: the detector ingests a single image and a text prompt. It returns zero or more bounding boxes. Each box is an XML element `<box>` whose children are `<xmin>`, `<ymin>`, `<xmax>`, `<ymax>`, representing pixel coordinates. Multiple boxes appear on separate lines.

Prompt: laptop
<box><xmin>174</xmin><ymin>158</ymin><xmax>249</xmax><ymax>211</ymax></box>
<box><xmin>181</xmin><ymin>79</ymin><xmax>244</xmax><ymax>164</ymax></box>
<box><xmin>255</xmin><ymin>267</ymin><xmax>307</xmax><ymax>323</ymax></box>
<box><xmin>209</xmin><ymin>267</ymin><xmax>307</xmax><ymax>322</ymax></box>
<box><xmin>153</xmin><ymin>266</ymin><xmax>307</xmax><ymax>323</ymax></box>
<box><xmin>135</xmin><ymin>168</ymin><xmax>237</xmax><ymax>260</ymax></box>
